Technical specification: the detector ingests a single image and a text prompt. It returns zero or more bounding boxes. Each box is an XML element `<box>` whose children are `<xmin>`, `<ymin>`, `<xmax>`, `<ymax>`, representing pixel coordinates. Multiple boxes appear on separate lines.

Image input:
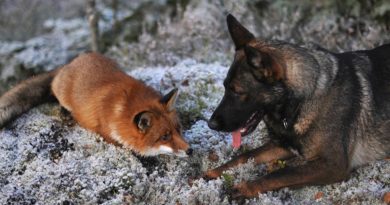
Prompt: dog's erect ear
<box><xmin>134</xmin><ymin>111</ymin><xmax>153</xmax><ymax>133</ymax></box>
<box><xmin>244</xmin><ymin>46</ymin><xmax>284</xmax><ymax>81</ymax></box>
<box><xmin>160</xmin><ymin>88</ymin><xmax>178</xmax><ymax>112</ymax></box>
<box><xmin>227</xmin><ymin>14</ymin><xmax>255</xmax><ymax>49</ymax></box>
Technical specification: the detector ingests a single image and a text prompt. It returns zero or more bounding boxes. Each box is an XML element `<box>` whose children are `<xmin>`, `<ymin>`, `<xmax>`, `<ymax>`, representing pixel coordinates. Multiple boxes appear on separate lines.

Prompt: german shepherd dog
<box><xmin>206</xmin><ymin>14</ymin><xmax>390</xmax><ymax>198</ymax></box>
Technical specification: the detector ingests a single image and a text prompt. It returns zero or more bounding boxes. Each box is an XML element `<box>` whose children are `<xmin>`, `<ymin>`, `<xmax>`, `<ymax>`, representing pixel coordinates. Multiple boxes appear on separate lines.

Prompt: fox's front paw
<box><xmin>203</xmin><ymin>169</ymin><xmax>221</xmax><ymax>180</ymax></box>
<box><xmin>231</xmin><ymin>181</ymin><xmax>261</xmax><ymax>199</ymax></box>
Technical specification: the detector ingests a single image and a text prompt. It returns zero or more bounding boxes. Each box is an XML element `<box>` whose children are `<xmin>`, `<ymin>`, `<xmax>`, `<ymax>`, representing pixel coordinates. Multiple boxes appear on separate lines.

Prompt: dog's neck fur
<box><xmin>270</xmin><ymin>47</ymin><xmax>339</xmax><ymax>134</ymax></box>
<box><xmin>263</xmin><ymin>92</ymin><xmax>304</xmax><ymax>151</ymax></box>
<box><xmin>282</xmin><ymin>45</ymin><xmax>339</xmax><ymax>98</ymax></box>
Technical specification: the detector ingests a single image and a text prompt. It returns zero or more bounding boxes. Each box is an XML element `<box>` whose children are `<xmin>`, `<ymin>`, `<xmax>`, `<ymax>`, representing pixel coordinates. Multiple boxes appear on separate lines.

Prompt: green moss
<box><xmin>176</xmin><ymin>77</ymin><xmax>222</xmax><ymax>129</ymax></box>
<box><xmin>119</xmin><ymin>175</ymin><xmax>133</xmax><ymax>190</ymax></box>
<box><xmin>39</xmin><ymin>104</ymin><xmax>61</xmax><ymax>117</ymax></box>
<box><xmin>97</xmin><ymin>186</ymin><xmax>119</xmax><ymax>203</ymax></box>
<box><xmin>221</xmin><ymin>173</ymin><xmax>234</xmax><ymax>188</ymax></box>
<box><xmin>177</xmin><ymin>92</ymin><xmax>204</xmax><ymax>129</ymax></box>
<box><xmin>241</xmin><ymin>145</ymin><xmax>251</xmax><ymax>153</ymax></box>
<box><xmin>277</xmin><ymin>160</ymin><xmax>286</xmax><ymax>169</ymax></box>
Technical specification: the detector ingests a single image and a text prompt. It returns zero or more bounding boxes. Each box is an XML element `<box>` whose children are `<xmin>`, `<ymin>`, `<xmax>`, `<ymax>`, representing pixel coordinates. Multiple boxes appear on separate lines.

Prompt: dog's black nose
<box><xmin>186</xmin><ymin>148</ymin><xmax>193</xmax><ymax>156</ymax></box>
<box><xmin>208</xmin><ymin>119</ymin><xmax>220</xmax><ymax>130</ymax></box>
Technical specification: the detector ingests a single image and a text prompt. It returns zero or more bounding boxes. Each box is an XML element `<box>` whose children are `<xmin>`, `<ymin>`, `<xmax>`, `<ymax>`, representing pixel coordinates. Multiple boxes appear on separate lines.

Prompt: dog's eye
<box><xmin>229</xmin><ymin>87</ymin><xmax>245</xmax><ymax>96</ymax></box>
<box><xmin>229</xmin><ymin>86</ymin><xmax>237</xmax><ymax>93</ymax></box>
<box><xmin>232</xmin><ymin>91</ymin><xmax>241</xmax><ymax>96</ymax></box>
<box><xmin>228</xmin><ymin>83</ymin><xmax>247</xmax><ymax>95</ymax></box>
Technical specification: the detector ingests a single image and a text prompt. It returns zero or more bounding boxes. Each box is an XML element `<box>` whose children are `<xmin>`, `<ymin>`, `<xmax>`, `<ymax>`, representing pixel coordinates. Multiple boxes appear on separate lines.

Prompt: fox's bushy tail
<box><xmin>0</xmin><ymin>69</ymin><xmax>59</xmax><ymax>127</ymax></box>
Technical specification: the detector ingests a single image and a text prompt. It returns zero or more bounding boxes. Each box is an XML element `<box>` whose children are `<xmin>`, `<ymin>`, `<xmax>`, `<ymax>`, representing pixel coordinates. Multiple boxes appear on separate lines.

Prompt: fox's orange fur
<box><xmin>0</xmin><ymin>53</ymin><xmax>189</xmax><ymax>157</ymax></box>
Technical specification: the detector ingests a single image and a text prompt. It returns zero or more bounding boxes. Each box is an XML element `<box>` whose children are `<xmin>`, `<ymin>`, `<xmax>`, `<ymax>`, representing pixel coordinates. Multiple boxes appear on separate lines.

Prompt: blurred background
<box><xmin>0</xmin><ymin>0</ymin><xmax>389</xmax><ymax>94</ymax></box>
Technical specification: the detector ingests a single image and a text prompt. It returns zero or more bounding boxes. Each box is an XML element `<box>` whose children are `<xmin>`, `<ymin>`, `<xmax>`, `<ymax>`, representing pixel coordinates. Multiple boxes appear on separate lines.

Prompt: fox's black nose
<box><xmin>208</xmin><ymin>118</ymin><xmax>220</xmax><ymax>130</ymax></box>
<box><xmin>186</xmin><ymin>148</ymin><xmax>193</xmax><ymax>156</ymax></box>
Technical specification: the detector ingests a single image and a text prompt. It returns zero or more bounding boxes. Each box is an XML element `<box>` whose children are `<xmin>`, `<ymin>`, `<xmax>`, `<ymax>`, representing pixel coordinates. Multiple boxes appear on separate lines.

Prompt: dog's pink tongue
<box><xmin>232</xmin><ymin>130</ymin><xmax>242</xmax><ymax>148</ymax></box>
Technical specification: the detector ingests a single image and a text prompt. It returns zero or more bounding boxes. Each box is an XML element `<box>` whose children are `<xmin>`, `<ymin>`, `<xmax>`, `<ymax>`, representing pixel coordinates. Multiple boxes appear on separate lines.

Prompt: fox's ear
<box><xmin>160</xmin><ymin>88</ymin><xmax>178</xmax><ymax>112</ymax></box>
<box><xmin>134</xmin><ymin>111</ymin><xmax>152</xmax><ymax>133</ymax></box>
<box><xmin>227</xmin><ymin>14</ymin><xmax>255</xmax><ymax>49</ymax></box>
<box><xmin>244</xmin><ymin>46</ymin><xmax>284</xmax><ymax>81</ymax></box>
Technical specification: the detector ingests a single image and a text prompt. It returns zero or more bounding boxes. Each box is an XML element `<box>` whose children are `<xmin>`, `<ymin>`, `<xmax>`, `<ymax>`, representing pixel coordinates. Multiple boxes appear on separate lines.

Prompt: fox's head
<box><xmin>111</xmin><ymin>88</ymin><xmax>191</xmax><ymax>157</ymax></box>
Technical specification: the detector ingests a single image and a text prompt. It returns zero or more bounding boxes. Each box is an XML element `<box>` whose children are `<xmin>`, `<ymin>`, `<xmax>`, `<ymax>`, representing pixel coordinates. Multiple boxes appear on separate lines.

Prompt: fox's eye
<box><xmin>160</xmin><ymin>134</ymin><xmax>171</xmax><ymax>141</ymax></box>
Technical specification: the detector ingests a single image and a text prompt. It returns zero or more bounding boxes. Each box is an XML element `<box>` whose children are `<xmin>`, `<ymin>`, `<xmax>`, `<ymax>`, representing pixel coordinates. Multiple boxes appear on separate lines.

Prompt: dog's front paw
<box><xmin>203</xmin><ymin>169</ymin><xmax>221</xmax><ymax>180</ymax></box>
<box><xmin>231</xmin><ymin>181</ymin><xmax>261</xmax><ymax>199</ymax></box>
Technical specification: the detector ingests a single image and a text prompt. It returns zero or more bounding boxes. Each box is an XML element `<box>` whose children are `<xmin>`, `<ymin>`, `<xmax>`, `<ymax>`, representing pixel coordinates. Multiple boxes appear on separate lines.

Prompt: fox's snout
<box><xmin>146</xmin><ymin>144</ymin><xmax>191</xmax><ymax>157</ymax></box>
<box><xmin>141</xmin><ymin>133</ymin><xmax>191</xmax><ymax>157</ymax></box>
<box><xmin>174</xmin><ymin>147</ymin><xmax>193</xmax><ymax>158</ymax></box>
<box><xmin>172</xmin><ymin>137</ymin><xmax>192</xmax><ymax>157</ymax></box>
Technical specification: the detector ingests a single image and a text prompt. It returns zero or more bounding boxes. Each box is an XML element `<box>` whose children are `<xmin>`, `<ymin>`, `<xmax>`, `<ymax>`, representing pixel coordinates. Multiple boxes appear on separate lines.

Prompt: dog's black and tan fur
<box><xmin>206</xmin><ymin>14</ymin><xmax>390</xmax><ymax>198</ymax></box>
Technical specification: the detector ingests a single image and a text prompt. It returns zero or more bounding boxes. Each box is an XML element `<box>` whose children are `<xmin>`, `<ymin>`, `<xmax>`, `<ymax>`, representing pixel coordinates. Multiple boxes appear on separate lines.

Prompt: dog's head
<box><xmin>208</xmin><ymin>14</ymin><xmax>290</xmax><ymax>136</ymax></box>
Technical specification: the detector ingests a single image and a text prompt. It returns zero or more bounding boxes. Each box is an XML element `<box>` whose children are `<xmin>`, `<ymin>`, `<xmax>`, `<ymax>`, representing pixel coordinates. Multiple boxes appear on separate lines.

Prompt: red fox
<box><xmin>0</xmin><ymin>53</ymin><xmax>190</xmax><ymax>157</ymax></box>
